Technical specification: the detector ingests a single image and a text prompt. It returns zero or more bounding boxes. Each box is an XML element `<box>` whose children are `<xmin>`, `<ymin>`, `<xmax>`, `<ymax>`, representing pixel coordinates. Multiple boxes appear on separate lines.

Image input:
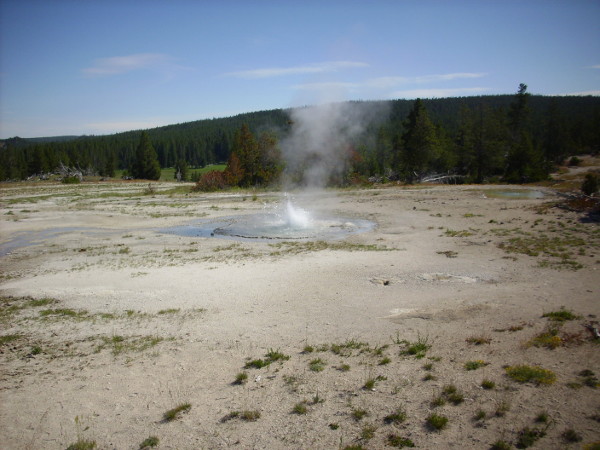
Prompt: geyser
<box><xmin>162</xmin><ymin>194</ymin><xmax>375</xmax><ymax>242</ymax></box>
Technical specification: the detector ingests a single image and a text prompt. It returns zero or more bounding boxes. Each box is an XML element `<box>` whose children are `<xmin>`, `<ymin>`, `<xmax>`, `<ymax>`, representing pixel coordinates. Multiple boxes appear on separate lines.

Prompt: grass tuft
<box><xmin>426</xmin><ymin>413</ymin><xmax>448</xmax><ymax>431</ymax></box>
<box><xmin>163</xmin><ymin>403</ymin><xmax>191</xmax><ymax>422</ymax></box>
<box><xmin>383</xmin><ymin>407</ymin><xmax>407</xmax><ymax>424</ymax></box>
<box><xmin>139</xmin><ymin>435</ymin><xmax>159</xmax><ymax>449</ymax></box>
<box><xmin>309</xmin><ymin>358</ymin><xmax>326</xmax><ymax>372</ymax></box>
<box><xmin>66</xmin><ymin>440</ymin><xmax>97</xmax><ymax>450</ymax></box>
<box><xmin>542</xmin><ymin>308</ymin><xmax>579</xmax><ymax>322</ymax></box>
<box><xmin>386</xmin><ymin>434</ymin><xmax>415</xmax><ymax>448</ymax></box>
<box><xmin>464</xmin><ymin>360</ymin><xmax>489</xmax><ymax>370</ymax></box>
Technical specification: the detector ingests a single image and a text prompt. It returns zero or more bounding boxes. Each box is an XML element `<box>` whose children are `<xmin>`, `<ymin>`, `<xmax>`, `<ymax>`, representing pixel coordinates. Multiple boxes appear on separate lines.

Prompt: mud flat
<box><xmin>1</xmin><ymin>181</ymin><xmax>598</xmax><ymax>449</ymax></box>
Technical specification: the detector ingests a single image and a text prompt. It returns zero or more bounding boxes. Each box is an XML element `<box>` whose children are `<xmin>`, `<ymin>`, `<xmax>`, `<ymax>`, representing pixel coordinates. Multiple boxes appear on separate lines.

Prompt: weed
<box><xmin>351</xmin><ymin>407</ymin><xmax>369</xmax><ymax>421</ymax></box>
<box><xmin>311</xmin><ymin>390</ymin><xmax>324</xmax><ymax>404</ymax></box>
<box><xmin>481</xmin><ymin>379</ymin><xmax>496</xmax><ymax>390</ymax></box>
<box><xmin>528</xmin><ymin>327</ymin><xmax>562</xmax><ymax>349</ymax></box>
<box><xmin>244</xmin><ymin>358</ymin><xmax>269</xmax><ymax>369</ymax></box>
<box><xmin>495</xmin><ymin>400</ymin><xmax>511</xmax><ymax>417</ymax></box>
<box><xmin>386</xmin><ymin>434</ymin><xmax>415</xmax><ymax>448</ymax></box>
<box><xmin>309</xmin><ymin>358</ymin><xmax>326</xmax><ymax>372</ymax></box>
<box><xmin>139</xmin><ymin>435</ymin><xmax>159</xmax><ymax>448</ymax></box>
<box><xmin>330</xmin><ymin>339</ymin><xmax>370</xmax><ymax>356</ymax></box>
<box><xmin>465</xmin><ymin>360</ymin><xmax>489</xmax><ymax>370</ymax></box>
<box><xmin>31</xmin><ymin>345</ymin><xmax>42</xmax><ymax>355</ymax></box>
<box><xmin>446</xmin><ymin>392</ymin><xmax>464</xmax><ymax>405</ymax></box>
<box><xmin>578</xmin><ymin>369</ymin><xmax>599</xmax><ymax>387</ymax></box>
<box><xmin>0</xmin><ymin>334</ymin><xmax>21</xmax><ymax>345</ymax></box>
<box><xmin>265</xmin><ymin>348</ymin><xmax>290</xmax><ymax>362</ymax></box>
<box><xmin>383</xmin><ymin>407</ymin><xmax>407</xmax><ymax>424</ymax></box>
<box><xmin>240</xmin><ymin>410</ymin><xmax>261</xmax><ymax>421</ymax></box>
<box><xmin>542</xmin><ymin>308</ymin><xmax>579</xmax><ymax>322</ymax></box>
<box><xmin>466</xmin><ymin>335</ymin><xmax>491</xmax><ymax>345</ymax></box>
<box><xmin>379</xmin><ymin>356</ymin><xmax>391</xmax><ymax>365</ymax></box>
<box><xmin>27</xmin><ymin>298</ymin><xmax>56</xmax><ymax>307</ymax></box>
<box><xmin>534</xmin><ymin>411</ymin><xmax>549</xmax><ymax>423</ymax></box>
<box><xmin>423</xmin><ymin>373</ymin><xmax>437</xmax><ymax>381</ymax></box>
<box><xmin>40</xmin><ymin>308</ymin><xmax>88</xmax><ymax>319</ymax></box>
<box><xmin>360</xmin><ymin>423</ymin><xmax>377</xmax><ymax>440</ymax></box>
<box><xmin>562</xmin><ymin>428</ymin><xmax>582</xmax><ymax>443</ymax></box>
<box><xmin>505</xmin><ymin>365</ymin><xmax>556</xmax><ymax>385</ymax></box>
<box><xmin>444</xmin><ymin>229</ymin><xmax>473</xmax><ymax>237</ymax></box>
<box><xmin>338</xmin><ymin>363</ymin><xmax>351</xmax><ymax>372</ymax></box>
<box><xmin>473</xmin><ymin>410</ymin><xmax>486</xmax><ymax>421</ymax></box>
<box><xmin>431</xmin><ymin>396</ymin><xmax>446</xmax><ymax>407</ymax></box>
<box><xmin>490</xmin><ymin>440</ymin><xmax>512</xmax><ymax>450</ymax></box>
<box><xmin>329</xmin><ymin>423</ymin><xmax>339</xmax><ymax>430</ymax></box>
<box><xmin>302</xmin><ymin>345</ymin><xmax>314</xmax><ymax>353</ymax></box>
<box><xmin>66</xmin><ymin>440</ymin><xmax>97</xmax><ymax>450</ymax></box>
<box><xmin>515</xmin><ymin>426</ymin><xmax>545</xmax><ymax>448</ymax></box>
<box><xmin>363</xmin><ymin>378</ymin><xmax>377</xmax><ymax>390</ymax></box>
<box><xmin>422</xmin><ymin>362</ymin><xmax>433</xmax><ymax>371</ymax></box>
<box><xmin>399</xmin><ymin>334</ymin><xmax>431</xmax><ymax>359</ymax></box>
<box><xmin>233</xmin><ymin>372</ymin><xmax>248</xmax><ymax>385</ymax></box>
<box><xmin>292</xmin><ymin>402</ymin><xmax>308</xmax><ymax>415</ymax></box>
<box><xmin>98</xmin><ymin>335</ymin><xmax>164</xmax><ymax>355</ymax></box>
<box><xmin>433</xmin><ymin>384</ymin><xmax>464</xmax><ymax>405</ymax></box>
<box><xmin>157</xmin><ymin>308</ymin><xmax>180</xmax><ymax>315</ymax></box>
<box><xmin>437</xmin><ymin>250</ymin><xmax>458</xmax><ymax>258</ymax></box>
<box><xmin>426</xmin><ymin>413</ymin><xmax>448</xmax><ymax>431</ymax></box>
<box><xmin>245</xmin><ymin>349</ymin><xmax>290</xmax><ymax>369</ymax></box>
<box><xmin>163</xmin><ymin>403</ymin><xmax>191</xmax><ymax>422</ymax></box>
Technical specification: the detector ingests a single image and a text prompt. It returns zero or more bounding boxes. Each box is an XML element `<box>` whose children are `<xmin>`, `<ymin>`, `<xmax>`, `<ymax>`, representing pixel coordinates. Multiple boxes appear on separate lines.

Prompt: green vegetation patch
<box><xmin>505</xmin><ymin>365</ymin><xmax>556</xmax><ymax>385</ymax></box>
<box><xmin>244</xmin><ymin>348</ymin><xmax>290</xmax><ymax>369</ymax></box>
<box><xmin>386</xmin><ymin>434</ymin><xmax>415</xmax><ymax>448</ymax></box>
<box><xmin>163</xmin><ymin>403</ymin><xmax>191</xmax><ymax>422</ymax></box>
<box><xmin>542</xmin><ymin>308</ymin><xmax>580</xmax><ymax>322</ymax></box>
<box><xmin>66</xmin><ymin>439</ymin><xmax>97</xmax><ymax>450</ymax></box>
<box><xmin>269</xmin><ymin>240</ymin><xmax>392</xmax><ymax>255</ymax></box>
<box><xmin>464</xmin><ymin>360</ymin><xmax>489</xmax><ymax>370</ymax></box>
<box><xmin>96</xmin><ymin>335</ymin><xmax>164</xmax><ymax>355</ymax></box>
<box><xmin>139</xmin><ymin>436</ymin><xmax>159</xmax><ymax>449</ymax></box>
<box><xmin>398</xmin><ymin>334</ymin><xmax>431</xmax><ymax>359</ymax></box>
<box><xmin>426</xmin><ymin>413</ymin><xmax>448</xmax><ymax>431</ymax></box>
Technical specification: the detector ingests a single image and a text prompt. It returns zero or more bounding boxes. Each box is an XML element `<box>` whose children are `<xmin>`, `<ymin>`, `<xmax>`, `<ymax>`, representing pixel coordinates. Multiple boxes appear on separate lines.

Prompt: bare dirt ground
<box><xmin>1</xmin><ymin>173</ymin><xmax>599</xmax><ymax>449</ymax></box>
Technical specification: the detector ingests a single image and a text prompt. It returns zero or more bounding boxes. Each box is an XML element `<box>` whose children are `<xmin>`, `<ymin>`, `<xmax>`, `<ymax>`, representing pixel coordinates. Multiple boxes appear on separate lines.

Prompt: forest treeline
<box><xmin>1</xmin><ymin>87</ymin><xmax>599</xmax><ymax>184</ymax></box>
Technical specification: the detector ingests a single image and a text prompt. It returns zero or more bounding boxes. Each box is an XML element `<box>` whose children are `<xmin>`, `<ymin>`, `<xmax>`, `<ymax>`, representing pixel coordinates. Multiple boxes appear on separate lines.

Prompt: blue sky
<box><xmin>1</xmin><ymin>0</ymin><xmax>598</xmax><ymax>138</ymax></box>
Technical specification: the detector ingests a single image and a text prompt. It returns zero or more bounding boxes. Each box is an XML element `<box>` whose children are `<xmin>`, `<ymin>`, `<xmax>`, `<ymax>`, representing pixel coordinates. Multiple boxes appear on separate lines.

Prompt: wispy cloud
<box><xmin>366</xmin><ymin>72</ymin><xmax>486</xmax><ymax>88</ymax></box>
<box><xmin>82</xmin><ymin>53</ymin><xmax>174</xmax><ymax>76</ymax></box>
<box><xmin>590</xmin><ymin>64</ymin><xmax>600</xmax><ymax>69</ymax></box>
<box><xmin>292</xmin><ymin>81</ymin><xmax>360</xmax><ymax>91</ymax></box>
<box><xmin>561</xmin><ymin>90</ymin><xmax>600</xmax><ymax>96</ymax></box>
<box><xmin>391</xmin><ymin>87</ymin><xmax>490</xmax><ymax>99</ymax></box>
<box><xmin>225</xmin><ymin>61</ymin><xmax>368</xmax><ymax>79</ymax></box>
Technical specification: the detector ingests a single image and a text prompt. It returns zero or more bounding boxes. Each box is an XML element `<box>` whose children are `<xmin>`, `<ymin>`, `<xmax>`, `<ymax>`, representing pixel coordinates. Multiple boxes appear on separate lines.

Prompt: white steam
<box><xmin>281</xmin><ymin>101</ymin><xmax>384</xmax><ymax>189</ymax></box>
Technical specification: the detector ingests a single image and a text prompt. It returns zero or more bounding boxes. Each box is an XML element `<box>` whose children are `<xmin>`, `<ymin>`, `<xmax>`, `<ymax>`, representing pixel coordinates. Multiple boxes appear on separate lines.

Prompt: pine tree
<box><xmin>132</xmin><ymin>131</ymin><xmax>161</xmax><ymax>180</ymax></box>
<box><xmin>401</xmin><ymin>99</ymin><xmax>439</xmax><ymax>182</ymax></box>
<box><xmin>505</xmin><ymin>84</ymin><xmax>546</xmax><ymax>182</ymax></box>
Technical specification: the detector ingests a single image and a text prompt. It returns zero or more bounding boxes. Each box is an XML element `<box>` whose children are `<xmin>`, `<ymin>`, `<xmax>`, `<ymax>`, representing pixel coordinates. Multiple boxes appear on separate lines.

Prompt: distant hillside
<box><xmin>1</xmin><ymin>94</ymin><xmax>598</xmax><ymax>182</ymax></box>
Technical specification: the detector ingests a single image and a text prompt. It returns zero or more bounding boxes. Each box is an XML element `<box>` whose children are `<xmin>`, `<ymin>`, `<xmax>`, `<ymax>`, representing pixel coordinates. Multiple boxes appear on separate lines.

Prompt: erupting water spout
<box><xmin>284</xmin><ymin>198</ymin><xmax>311</xmax><ymax>229</ymax></box>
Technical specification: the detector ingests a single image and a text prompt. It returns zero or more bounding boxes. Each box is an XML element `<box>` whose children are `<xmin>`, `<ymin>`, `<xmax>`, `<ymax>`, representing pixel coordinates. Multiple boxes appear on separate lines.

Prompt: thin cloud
<box><xmin>367</xmin><ymin>72</ymin><xmax>486</xmax><ymax>88</ymax></box>
<box><xmin>225</xmin><ymin>61</ymin><xmax>368</xmax><ymax>79</ymax></box>
<box><xmin>391</xmin><ymin>87</ymin><xmax>489</xmax><ymax>99</ymax></box>
<box><xmin>414</xmin><ymin>72</ymin><xmax>486</xmax><ymax>83</ymax></box>
<box><xmin>590</xmin><ymin>64</ymin><xmax>600</xmax><ymax>69</ymax></box>
<box><xmin>561</xmin><ymin>90</ymin><xmax>600</xmax><ymax>96</ymax></box>
<box><xmin>82</xmin><ymin>53</ymin><xmax>173</xmax><ymax>76</ymax></box>
<box><xmin>292</xmin><ymin>81</ymin><xmax>360</xmax><ymax>91</ymax></box>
